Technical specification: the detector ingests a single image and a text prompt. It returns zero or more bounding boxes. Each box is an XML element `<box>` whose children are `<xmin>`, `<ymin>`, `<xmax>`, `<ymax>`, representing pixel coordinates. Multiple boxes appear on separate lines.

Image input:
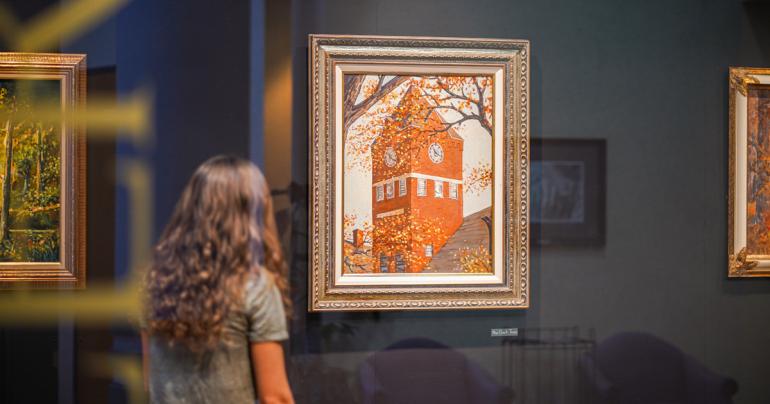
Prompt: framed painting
<box><xmin>309</xmin><ymin>35</ymin><xmax>529</xmax><ymax>311</ymax></box>
<box><xmin>729</xmin><ymin>67</ymin><xmax>770</xmax><ymax>277</ymax></box>
<box><xmin>531</xmin><ymin>138</ymin><xmax>606</xmax><ymax>247</ymax></box>
<box><xmin>0</xmin><ymin>53</ymin><xmax>86</xmax><ymax>288</ymax></box>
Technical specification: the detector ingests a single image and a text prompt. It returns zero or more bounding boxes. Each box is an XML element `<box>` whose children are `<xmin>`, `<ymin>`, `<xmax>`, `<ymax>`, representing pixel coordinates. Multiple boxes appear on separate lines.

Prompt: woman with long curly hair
<box><xmin>141</xmin><ymin>155</ymin><xmax>294</xmax><ymax>404</ymax></box>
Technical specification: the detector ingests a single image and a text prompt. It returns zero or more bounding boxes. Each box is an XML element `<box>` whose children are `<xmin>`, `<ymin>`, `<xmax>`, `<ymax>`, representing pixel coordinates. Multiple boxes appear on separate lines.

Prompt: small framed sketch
<box><xmin>531</xmin><ymin>138</ymin><xmax>606</xmax><ymax>247</ymax></box>
<box><xmin>309</xmin><ymin>35</ymin><xmax>530</xmax><ymax>311</ymax></box>
<box><xmin>728</xmin><ymin>67</ymin><xmax>770</xmax><ymax>277</ymax></box>
<box><xmin>0</xmin><ymin>53</ymin><xmax>87</xmax><ymax>288</ymax></box>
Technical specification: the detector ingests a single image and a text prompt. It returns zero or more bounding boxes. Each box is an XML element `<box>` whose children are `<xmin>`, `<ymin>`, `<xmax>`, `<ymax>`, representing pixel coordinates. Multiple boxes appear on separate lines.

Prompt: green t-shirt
<box><xmin>146</xmin><ymin>270</ymin><xmax>288</xmax><ymax>403</ymax></box>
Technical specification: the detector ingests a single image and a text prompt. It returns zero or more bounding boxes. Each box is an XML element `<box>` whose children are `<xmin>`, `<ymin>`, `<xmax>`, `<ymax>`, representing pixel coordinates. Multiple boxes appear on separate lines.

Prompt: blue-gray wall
<box><xmin>287</xmin><ymin>1</ymin><xmax>770</xmax><ymax>403</ymax></box>
<box><xmin>2</xmin><ymin>0</ymin><xmax>770</xmax><ymax>403</ymax></box>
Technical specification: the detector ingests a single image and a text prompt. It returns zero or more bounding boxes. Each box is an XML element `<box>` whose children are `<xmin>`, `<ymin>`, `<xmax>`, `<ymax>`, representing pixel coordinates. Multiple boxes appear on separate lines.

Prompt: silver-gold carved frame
<box><xmin>0</xmin><ymin>53</ymin><xmax>87</xmax><ymax>288</ymax></box>
<box><xmin>309</xmin><ymin>35</ymin><xmax>529</xmax><ymax>311</ymax></box>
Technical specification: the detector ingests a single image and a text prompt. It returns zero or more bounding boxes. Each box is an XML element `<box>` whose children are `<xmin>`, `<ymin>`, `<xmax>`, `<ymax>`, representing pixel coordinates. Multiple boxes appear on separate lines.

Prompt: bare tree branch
<box><xmin>343</xmin><ymin>75</ymin><xmax>409</xmax><ymax>133</ymax></box>
<box><xmin>343</xmin><ymin>75</ymin><xmax>365</xmax><ymax>114</ymax></box>
<box><xmin>430</xmin><ymin>78</ymin><xmax>493</xmax><ymax>135</ymax></box>
<box><xmin>472</xmin><ymin>77</ymin><xmax>493</xmax><ymax>133</ymax></box>
<box><xmin>419</xmin><ymin>90</ymin><xmax>493</xmax><ymax>137</ymax></box>
<box><xmin>434</xmin><ymin>77</ymin><xmax>468</xmax><ymax>101</ymax></box>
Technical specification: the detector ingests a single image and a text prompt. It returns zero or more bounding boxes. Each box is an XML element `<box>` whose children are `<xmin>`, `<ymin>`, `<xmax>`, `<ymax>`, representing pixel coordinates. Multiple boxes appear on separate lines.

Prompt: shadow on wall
<box><xmin>359</xmin><ymin>338</ymin><xmax>514</xmax><ymax>404</ymax></box>
<box><xmin>285</xmin><ymin>330</ymin><xmax>738</xmax><ymax>404</ymax></box>
<box><xmin>744</xmin><ymin>2</ymin><xmax>770</xmax><ymax>61</ymax></box>
<box><xmin>580</xmin><ymin>332</ymin><xmax>738</xmax><ymax>404</ymax></box>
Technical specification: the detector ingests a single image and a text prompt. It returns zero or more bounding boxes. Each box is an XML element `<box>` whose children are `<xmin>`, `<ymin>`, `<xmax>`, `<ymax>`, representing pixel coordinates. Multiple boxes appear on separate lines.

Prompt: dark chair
<box><xmin>359</xmin><ymin>337</ymin><xmax>514</xmax><ymax>404</ymax></box>
<box><xmin>579</xmin><ymin>332</ymin><xmax>738</xmax><ymax>404</ymax></box>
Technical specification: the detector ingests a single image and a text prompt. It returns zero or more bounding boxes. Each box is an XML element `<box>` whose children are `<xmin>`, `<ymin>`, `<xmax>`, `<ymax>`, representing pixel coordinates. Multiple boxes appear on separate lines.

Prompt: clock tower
<box><xmin>370</xmin><ymin>86</ymin><xmax>464</xmax><ymax>273</ymax></box>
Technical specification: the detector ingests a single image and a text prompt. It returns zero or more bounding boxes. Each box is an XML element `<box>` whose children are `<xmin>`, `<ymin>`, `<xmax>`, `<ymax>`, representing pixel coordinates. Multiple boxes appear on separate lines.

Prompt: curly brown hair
<box><xmin>144</xmin><ymin>155</ymin><xmax>290</xmax><ymax>352</ymax></box>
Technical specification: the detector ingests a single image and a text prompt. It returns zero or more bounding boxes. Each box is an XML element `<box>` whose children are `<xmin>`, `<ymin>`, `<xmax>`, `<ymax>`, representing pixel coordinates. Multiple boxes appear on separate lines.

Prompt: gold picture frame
<box><xmin>729</xmin><ymin>67</ymin><xmax>770</xmax><ymax>277</ymax></box>
<box><xmin>0</xmin><ymin>53</ymin><xmax>86</xmax><ymax>288</ymax></box>
<box><xmin>309</xmin><ymin>35</ymin><xmax>529</xmax><ymax>311</ymax></box>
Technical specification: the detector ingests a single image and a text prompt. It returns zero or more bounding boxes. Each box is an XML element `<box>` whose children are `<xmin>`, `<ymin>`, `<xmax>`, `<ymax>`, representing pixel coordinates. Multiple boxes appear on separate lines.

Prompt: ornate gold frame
<box><xmin>309</xmin><ymin>35</ymin><xmax>529</xmax><ymax>311</ymax></box>
<box><xmin>728</xmin><ymin>67</ymin><xmax>770</xmax><ymax>277</ymax></box>
<box><xmin>0</xmin><ymin>53</ymin><xmax>87</xmax><ymax>288</ymax></box>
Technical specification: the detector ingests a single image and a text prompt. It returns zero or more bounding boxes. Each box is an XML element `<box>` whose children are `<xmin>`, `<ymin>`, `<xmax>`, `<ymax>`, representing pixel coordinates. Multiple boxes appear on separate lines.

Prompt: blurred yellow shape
<box><xmin>0</xmin><ymin>7</ymin><xmax>19</xmax><ymax>41</ymax></box>
<box><xmin>89</xmin><ymin>354</ymin><xmax>146</xmax><ymax>404</ymax></box>
<box><xmin>0</xmin><ymin>0</ymin><xmax>129</xmax><ymax>51</ymax></box>
<box><xmin>121</xmin><ymin>158</ymin><xmax>153</xmax><ymax>273</ymax></box>
<box><xmin>3</xmin><ymin>89</ymin><xmax>153</xmax><ymax>144</ymax></box>
<box><xmin>0</xmin><ymin>282</ymin><xmax>141</xmax><ymax>324</ymax></box>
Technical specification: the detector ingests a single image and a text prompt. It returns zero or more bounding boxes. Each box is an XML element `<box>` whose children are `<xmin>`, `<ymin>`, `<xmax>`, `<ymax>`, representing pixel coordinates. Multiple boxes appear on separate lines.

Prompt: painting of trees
<box><xmin>0</xmin><ymin>80</ymin><xmax>61</xmax><ymax>262</ymax></box>
<box><xmin>747</xmin><ymin>88</ymin><xmax>770</xmax><ymax>254</ymax></box>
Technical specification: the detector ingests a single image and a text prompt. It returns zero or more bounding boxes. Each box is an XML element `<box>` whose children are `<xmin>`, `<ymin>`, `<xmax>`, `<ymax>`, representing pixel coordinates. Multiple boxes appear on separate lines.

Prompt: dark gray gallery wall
<box><xmin>0</xmin><ymin>0</ymin><xmax>768</xmax><ymax>403</ymax></box>
<box><xmin>287</xmin><ymin>0</ymin><xmax>770</xmax><ymax>403</ymax></box>
<box><xmin>115</xmin><ymin>0</ymin><xmax>254</xmax><ymax>244</ymax></box>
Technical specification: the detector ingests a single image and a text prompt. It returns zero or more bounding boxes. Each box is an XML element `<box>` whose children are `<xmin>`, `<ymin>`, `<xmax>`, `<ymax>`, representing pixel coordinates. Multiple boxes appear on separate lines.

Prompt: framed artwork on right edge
<box><xmin>531</xmin><ymin>138</ymin><xmax>606</xmax><ymax>247</ymax></box>
<box><xmin>728</xmin><ymin>67</ymin><xmax>770</xmax><ymax>277</ymax></box>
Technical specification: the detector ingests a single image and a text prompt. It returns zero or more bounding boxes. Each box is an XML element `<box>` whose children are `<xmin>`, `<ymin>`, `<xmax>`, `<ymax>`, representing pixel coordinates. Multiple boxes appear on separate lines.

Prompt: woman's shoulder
<box><xmin>242</xmin><ymin>267</ymin><xmax>288</xmax><ymax>342</ymax></box>
<box><xmin>245</xmin><ymin>266</ymin><xmax>275</xmax><ymax>288</ymax></box>
<box><xmin>243</xmin><ymin>268</ymin><xmax>280</xmax><ymax>308</ymax></box>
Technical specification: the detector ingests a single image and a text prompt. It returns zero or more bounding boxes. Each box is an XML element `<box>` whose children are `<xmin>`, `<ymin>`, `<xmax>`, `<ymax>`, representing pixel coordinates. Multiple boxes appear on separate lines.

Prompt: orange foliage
<box><xmin>372</xmin><ymin>212</ymin><xmax>450</xmax><ymax>273</ymax></box>
<box><xmin>343</xmin><ymin>213</ymin><xmax>372</xmax><ymax>245</ymax></box>
<box><xmin>343</xmin><ymin>213</ymin><xmax>374</xmax><ymax>273</ymax></box>
<box><xmin>360</xmin><ymin>77</ymin><xmax>379</xmax><ymax>100</ymax></box>
<box><xmin>345</xmin><ymin>75</ymin><xmax>493</xmax><ymax>179</ymax></box>
<box><xmin>343</xmin><ymin>242</ymin><xmax>374</xmax><ymax>274</ymax></box>
<box><xmin>343</xmin><ymin>74</ymin><xmax>496</xmax><ymax>273</ymax></box>
<box><xmin>456</xmin><ymin>245</ymin><xmax>493</xmax><ymax>273</ymax></box>
<box><xmin>465</xmin><ymin>164</ymin><xmax>492</xmax><ymax>195</ymax></box>
<box><xmin>343</xmin><ymin>213</ymin><xmax>358</xmax><ymax>240</ymax></box>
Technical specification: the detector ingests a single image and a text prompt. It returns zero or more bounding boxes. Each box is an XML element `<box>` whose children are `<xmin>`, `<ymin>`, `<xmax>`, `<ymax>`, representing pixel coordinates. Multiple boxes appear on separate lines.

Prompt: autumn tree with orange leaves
<box><xmin>372</xmin><ymin>212</ymin><xmax>450</xmax><ymax>273</ymax></box>
<box><xmin>343</xmin><ymin>213</ymin><xmax>374</xmax><ymax>274</ymax></box>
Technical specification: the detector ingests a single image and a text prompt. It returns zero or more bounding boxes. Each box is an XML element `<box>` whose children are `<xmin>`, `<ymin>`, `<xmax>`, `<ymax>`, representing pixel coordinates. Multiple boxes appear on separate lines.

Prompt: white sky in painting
<box><xmin>344</xmin><ymin>76</ymin><xmax>493</xmax><ymax>232</ymax></box>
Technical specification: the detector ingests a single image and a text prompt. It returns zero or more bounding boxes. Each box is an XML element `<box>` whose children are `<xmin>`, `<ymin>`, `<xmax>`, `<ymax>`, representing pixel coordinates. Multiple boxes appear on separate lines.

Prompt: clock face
<box><xmin>428</xmin><ymin>143</ymin><xmax>444</xmax><ymax>164</ymax></box>
<box><xmin>384</xmin><ymin>147</ymin><xmax>397</xmax><ymax>167</ymax></box>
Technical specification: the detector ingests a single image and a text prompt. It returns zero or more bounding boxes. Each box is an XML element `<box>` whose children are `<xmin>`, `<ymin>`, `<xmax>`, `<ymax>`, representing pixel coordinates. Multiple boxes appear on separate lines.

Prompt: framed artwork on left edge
<box><xmin>729</xmin><ymin>67</ymin><xmax>770</xmax><ymax>277</ymax></box>
<box><xmin>0</xmin><ymin>53</ymin><xmax>87</xmax><ymax>288</ymax></box>
<box><xmin>309</xmin><ymin>35</ymin><xmax>530</xmax><ymax>311</ymax></box>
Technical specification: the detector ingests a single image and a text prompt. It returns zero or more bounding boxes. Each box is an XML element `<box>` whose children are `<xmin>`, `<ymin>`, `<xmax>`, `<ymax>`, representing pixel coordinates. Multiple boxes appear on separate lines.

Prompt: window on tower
<box><xmin>424</xmin><ymin>244</ymin><xmax>433</xmax><ymax>257</ymax></box>
<box><xmin>399</xmin><ymin>178</ymin><xmax>407</xmax><ymax>196</ymax></box>
<box><xmin>386</xmin><ymin>182</ymin><xmax>394</xmax><ymax>199</ymax></box>
<box><xmin>395</xmin><ymin>253</ymin><xmax>405</xmax><ymax>272</ymax></box>
<box><xmin>379</xmin><ymin>253</ymin><xmax>389</xmax><ymax>272</ymax></box>
<box><xmin>434</xmin><ymin>180</ymin><xmax>444</xmax><ymax>198</ymax></box>
<box><xmin>449</xmin><ymin>182</ymin><xmax>458</xmax><ymax>199</ymax></box>
<box><xmin>417</xmin><ymin>178</ymin><xmax>427</xmax><ymax>196</ymax></box>
<box><xmin>376</xmin><ymin>185</ymin><xmax>384</xmax><ymax>201</ymax></box>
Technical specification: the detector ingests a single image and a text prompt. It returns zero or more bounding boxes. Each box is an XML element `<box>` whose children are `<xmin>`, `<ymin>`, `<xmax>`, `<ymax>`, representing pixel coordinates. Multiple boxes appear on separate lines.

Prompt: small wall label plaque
<box><xmin>491</xmin><ymin>328</ymin><xmax>519</xmax><ymax>337</ymax></box>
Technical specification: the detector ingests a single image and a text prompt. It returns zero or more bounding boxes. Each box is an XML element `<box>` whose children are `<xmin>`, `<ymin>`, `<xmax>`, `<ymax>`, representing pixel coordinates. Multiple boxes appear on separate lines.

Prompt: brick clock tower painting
<box><xmin>343</xmin><ymin>76</ymin><xmax>495</xmax><ymax>275</ymax></box>
<box><xmin>310</xmin><ymin>35</ymin><xmax>530</xmax><ymax>311</ymax></box>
